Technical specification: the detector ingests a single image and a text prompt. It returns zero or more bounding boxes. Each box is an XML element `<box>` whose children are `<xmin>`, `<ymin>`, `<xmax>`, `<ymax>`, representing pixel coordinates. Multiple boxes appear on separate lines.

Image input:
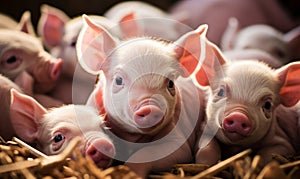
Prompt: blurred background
<box><xmin>0</xmin><ymin>0</ymin><xmax>179</xmax><ymax>28</ymax></box>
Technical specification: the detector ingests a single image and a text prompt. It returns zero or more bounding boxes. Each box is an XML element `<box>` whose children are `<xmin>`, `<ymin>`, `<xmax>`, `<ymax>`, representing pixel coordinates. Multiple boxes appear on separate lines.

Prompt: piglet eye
<box><xmin>262</xmin><ymin>99</ymin><xmax>273</xmax><ymax>119</ymax></box>
<box><xmin>263</xmin><ymin>101</ymin><xmax>272</xmax><ymax>110</ymax></box>
<box><xmin>6</xmin><ymin>56</ymin><xmax>17</xmax><ymax>64</ymax></box>
<box><xmin>167</xmin><ymin>79</ymin><xmax>176</xmax><ymax>96</ymax></box>
<box><xmin>52</xmin><ymin>133</ymin><xmax>66</xmax><ymax>152</ymax></box>
<box><xmin>53</xmin><ymin>134</ymin><xmax>65</xmax><ymax>143</ymax></box>
<box><xmin>70</xmin><ymin>41</ymin><xmax>76</xmax><ymax>47</ymax></box>
<box><xmin>1</xmin><ymin>55</ymin><xmax>21</xmax><ymax>70</ymax></box>
<box><xmin>217</xmin><ymin>87</ymin><xmax>225</xmax><ymax>97</ymax></box>
<box><xmin>168</xmin><ymin>80</ymin><xmax>174</xmax><ymax>89</ymax></box>
<box><xmin>115</xmin><ymin>76</ymin><xmax>123</xmax><ymax>86</ymax></box>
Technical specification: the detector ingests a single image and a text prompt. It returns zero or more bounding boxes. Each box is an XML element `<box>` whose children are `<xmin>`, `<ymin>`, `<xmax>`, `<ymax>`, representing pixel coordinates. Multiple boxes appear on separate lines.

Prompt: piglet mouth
<box><xmin>222</xmin><ymin>131</ymin><xmax>248</xmax><ymax>141</ymax></box>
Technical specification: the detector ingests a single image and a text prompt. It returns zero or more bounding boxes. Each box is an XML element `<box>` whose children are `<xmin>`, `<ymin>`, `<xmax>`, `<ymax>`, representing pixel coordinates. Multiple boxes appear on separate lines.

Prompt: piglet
<box><xmin>221</xmin><ymin>17</ymin><xmax>300</xmax><ymax>66</ymax></box>
<box><xmin>104</xmin><ymin>1</ymin><xmax>191</xmax><ymax>41</ymax></box>
<box><xmin>9</xmin><ymin>89</ymin><xmax>115</xmax><ymax>168</ymax></box>
<box><xmin>193</xmin><ymin>33</ymin><xmax>300</xmax><ymax>165</ymax></box>
<box><xmin>0</xmin><ymin>74</ymin><xmax>22</xmax><ymax>141</ymax></box>
<box><xmin>37</xmin><ymin>4</ymin><xmax>123</xmax><ymax>104</ymax></box>
<box><xmin>170</xmin><ymin>0</ymin><xmax>300</xmax><ymax>45</ymax></box>
<box><xmin>76</xmin><ymin>15</ymin><xmax>211</xmax><ymax>177</ymax></box>
<box><xmin>0</xmin><ymin>29</ymin><xmax>62</xmax><ymax>94</ymax></box>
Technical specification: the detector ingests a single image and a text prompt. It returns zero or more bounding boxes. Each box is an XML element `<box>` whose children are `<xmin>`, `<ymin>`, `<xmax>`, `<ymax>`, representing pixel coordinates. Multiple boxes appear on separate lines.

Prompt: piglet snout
<box><xmin>86</xmin><ymin>139</ymin><xmax>115</xmax><ymax>168</ymax></box>
<box><xmin>50</xmin><ymin>59</ymin><xmax>63</xmax><ymax>80</ymax></box>
<box><xmin>223</xmin><ymin>112</ymin><xmax>252</xmax><ymax>136</ymax></box>
<box><xmin>134</xmin><ymin>105</ymin><xmax>164</xmax><ymax>129</ymax></box>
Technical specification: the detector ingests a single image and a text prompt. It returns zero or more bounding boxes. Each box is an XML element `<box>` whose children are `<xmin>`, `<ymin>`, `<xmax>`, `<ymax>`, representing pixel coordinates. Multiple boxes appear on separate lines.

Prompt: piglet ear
<box><xmin>9</xmin><ymin>89</ymin><xmax>47</xmax><ymax>143</ymax></box>
<box><xmin>37</xmin><ymin>4</ymin><xmax>70</xmax><ymax>50</ymax></box>
<box><xmin>16</xmin><ymin>11</ymin><xmax>36</xmax><ymax>36</ymax></box>
<box><xmin>119</xmin><ymin>12</ymin><xmax>141</xmax><ymax>39</ymax></box>
<box><xmin>276</xmin><ymin>62</ymin><xmax>300</xmax><ymax>107</ymax></box>
<box><xmin>174</xmin><ymin>24</ymin><xmax>227</xmax><ymax>87</ymax></box>
<box><xmin>220</xmin><ymin>17</ymin><xmax>240</xmax><ymax>51</ymax></box>
<box><xmin>76</xmin><ymin>15</ymin><xmax>119</xmax><ymax>75</ymax></box>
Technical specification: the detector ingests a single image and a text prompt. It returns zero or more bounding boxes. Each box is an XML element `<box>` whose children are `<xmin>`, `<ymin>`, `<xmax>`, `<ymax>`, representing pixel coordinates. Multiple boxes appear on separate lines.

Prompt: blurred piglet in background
<box><xmin>170</xmin><ymin>0</ymin><xmax>300</xmax><ymax>46</ymax></box>
<box><xmin>221</xmin><ymin>17</ymin><xmax>300</xmax><ymax>67</ymax></box>
<box><xmin>194</xmin><ymin>33</ymin><xmax>300</xmax><ymax>165</ymax></box>
<box><xmin>0</xmin><ymin>11</ymin><xmax>63</xmax><ymax>107</ymax></box>
<box><xmin>37</xmin><ymin>4</ymin><xmax>134</xmax><ymax>104</ymax></box>
<box><xmin>9</xmin><ymin>89</ymin><xmax>115</xmax><ymax>168</ymax></box>
<box><xmin>104</xmin><ymin>1</ymin><xmax>191</xmax><ymax>41</ymax></box>
<box><xmin>76</xmin><ymin>15</ymin><xmax>208</xmax><ymax>177</ymax></box>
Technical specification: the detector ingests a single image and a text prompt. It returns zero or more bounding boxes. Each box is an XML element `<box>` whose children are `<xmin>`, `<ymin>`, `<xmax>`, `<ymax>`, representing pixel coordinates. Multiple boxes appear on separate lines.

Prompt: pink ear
<box><xmin>277</xmin><ymin>62</ymin><xmax>300</xmax><ymax>107</ymax></box>
<box><xmin>76</xmin><ymin>15</ymin><xmax>118</xmax><ymax>75</ymax></box>
<box><xmin>37</xmin><ymin>4</ymin><xmax>70</xmax><ymax>49</ymax></box>
<box><xmin>16</xmin><ymin>11</ymin><xmax>36</xmax><ymax>36</ymax></box>
<box><xmin>174</xmin><ymin>24</ymin><xmax>227</xmax><ymax>86</ymax></box>
<box><xmin>220</xmin><ymin>17</ymin><xmax>240</xmax><ymax>51</ymax></box>
<box><xmin>9</xmin><ymin>89</ymin><xmax>47</xmax><ymax>142</ymax></box>
<box><xmin>119</xmin><ymin>12</ymin><xmax>141</xmax><ymax>39</ymax></box>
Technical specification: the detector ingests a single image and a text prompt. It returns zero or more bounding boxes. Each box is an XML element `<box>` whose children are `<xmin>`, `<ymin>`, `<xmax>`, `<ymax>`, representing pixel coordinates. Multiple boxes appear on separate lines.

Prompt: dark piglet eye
<box><xmin>115</xmin><ymin>76</ymin><xmax>123</xmax><ymax>86</ymax></box>
<box><xmin>168</xmin><ymin>80</ymin><xmax>174</xmax><ymax>89</ymax></box>
<box><xmin>6</xmin><ymin>56</ymin><xmax>17</xmax><ymax>64</ymax></box>
<box><xmin>217</xmin><ymin>88</ymin><xmax>225</xmax><ymax>97</ymax></box>
<box><xmin>167</xmin><ymin>80</ymin><xmax>176</xmax><ymax>96</ymax></box>
<box><xmin>71</xmin><ymin>41</ymin><xmax>76</xmax><ymax>47</ymax></box>
<box><xmin>53</xmin><ymin>134</ymin><xmax>65</xmax><ymax>143</ymax></box>
<box><xmin>263</xmin><ymin>101</ymin><xmax>272</xmax><ymax>110</ymax></box>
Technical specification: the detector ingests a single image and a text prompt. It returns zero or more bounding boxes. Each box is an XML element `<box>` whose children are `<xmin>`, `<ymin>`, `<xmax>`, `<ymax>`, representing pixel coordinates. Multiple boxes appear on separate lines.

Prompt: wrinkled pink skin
<box><xmin>78</xmin><ymin>16</ymin><xmax>206</xmax><ymax>178</ymax></box>
<box><xmin>195</xmin><ymin>60</ymin><xmax>300</xmax><ymax>166</ymax></box>
<box><xmin>170</xmin><ymin>0</ymin><xmax>300</xmax><ymax>46</ymax></box>
<box><xmin>9</xmin><ymin>90</ymin><xmax>115</xmax><ymax>169</ymax></box>
<box><xmin>38</xmin><ymin>5</ymin><xmax>122</xmax><ymax>104</ymax></box>
<box><xmin>221</xmin><ymin>18</ymin><xmax>300</xmax><ymax>67</ymax></box>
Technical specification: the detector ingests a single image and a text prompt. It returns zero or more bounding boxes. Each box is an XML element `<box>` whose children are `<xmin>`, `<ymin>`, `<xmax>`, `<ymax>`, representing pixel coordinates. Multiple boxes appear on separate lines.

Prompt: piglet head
<box><xmin>77</xmin><ymin>15</ymin><xmax>208</xmax><ymax>135</ymax></box>
<box><xmin>199</xmin><ymin>38</ymin><xmax>300</xmax><ymax>146</ymax></box>
<box><xmin>10</xmin><ymin>89</ymin><xmax>115</xmax><ymax>168</ymax></box>
<box><xmin>0</xmin><ymin>30</ymin><xmax>62</xmax><ymax>93</ymax></box>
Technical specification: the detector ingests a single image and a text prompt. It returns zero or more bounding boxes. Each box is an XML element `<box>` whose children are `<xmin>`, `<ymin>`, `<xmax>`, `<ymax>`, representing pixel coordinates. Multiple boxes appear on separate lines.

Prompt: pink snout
<box><xmin>50</xmin><ymin>59</ymin><xmax>63</xmax><ymax>80</ymax></box>
<box><xmin>223</xmin><ymin>112</ymin><xmax>252</xmax><ymax>136</ymax></box>
<box><xmin>133</xmin><ymin>105</ymin><xmax>164</xmax><ymax>129</ymax></box>
<box><xmin>86</xmin><ymin>139</ymin><xmax>115</xmax><ymax>168</ymax></box>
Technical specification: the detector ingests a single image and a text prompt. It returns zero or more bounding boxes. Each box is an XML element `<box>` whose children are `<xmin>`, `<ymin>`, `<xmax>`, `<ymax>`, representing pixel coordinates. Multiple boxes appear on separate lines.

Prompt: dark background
<box><xmin>0</xmin><ymin>0</ymin><xmax>179</xmax><ymax>28</ymax></box>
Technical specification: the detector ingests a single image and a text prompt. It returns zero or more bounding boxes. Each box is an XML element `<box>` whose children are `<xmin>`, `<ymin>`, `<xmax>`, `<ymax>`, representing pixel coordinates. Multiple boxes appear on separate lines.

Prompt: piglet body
<box><xmin>9</xmin><ymin>90</ymin><xmax>115</xmax><ymax>168</ymax></box>
<box><xmin>221</xmin><ymin>18</ymin><xmax>300</xmax><ymax>66</ymax></box>
<box><xmin>0</xmin><ymin>74</ymin><xmax>22</xmax><ymax>140</ymax></box>
<box><xmin>195</xmin><ymin>55</ymin><xmax>300</xmax><ymax>165</ymax></box>
<box><xmin>77</xmin><ymin>15</ymin><xmax>211</xmax><ymax>177</ymax></box>
<box><xmin>170</xmin><ymin>0</ymin><xmax>300</xmax><ymax>45</ymax></box>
